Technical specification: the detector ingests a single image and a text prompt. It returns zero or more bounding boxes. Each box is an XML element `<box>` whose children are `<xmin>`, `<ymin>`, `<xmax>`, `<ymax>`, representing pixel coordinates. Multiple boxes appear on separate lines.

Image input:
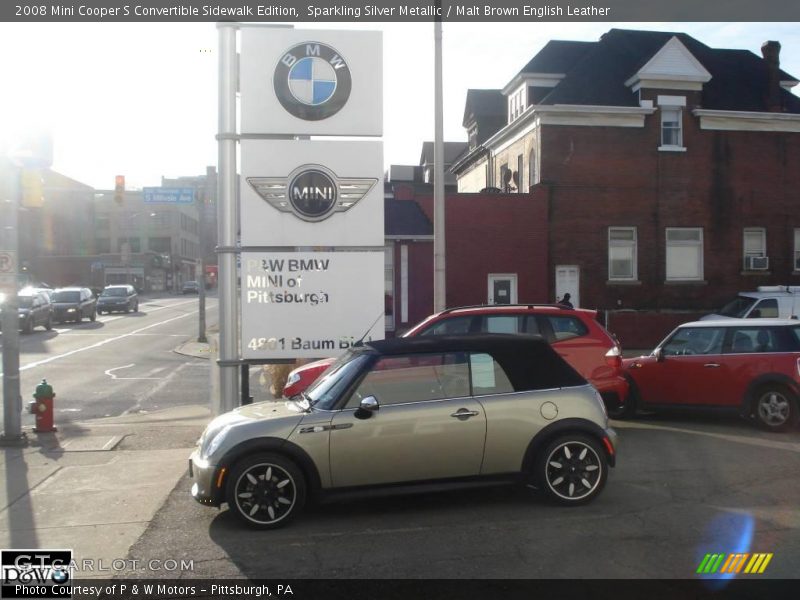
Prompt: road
<box><xmin>1</xmin><ymin>294</ymin><xmax>218</xmax><ymax>426</ymax></box>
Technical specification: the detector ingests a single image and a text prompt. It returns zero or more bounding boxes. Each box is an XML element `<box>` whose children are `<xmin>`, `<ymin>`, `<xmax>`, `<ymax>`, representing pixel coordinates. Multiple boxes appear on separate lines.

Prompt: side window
<box><xmin>729</xmin><ymin>329</ymin><xmax>759</xmax><ymax>354</ymax></box>
<box><xmin>748</xmin><ymin>299</ymin><xmax>778</xmax><ymax>318</ymax></box>
<box><xmin>347</xmin><ymin>352</ymin><xmax>470</xmax><ymax>407</ymax></box>
<box><xmin>790</xmin><ymin>326</ymin><xmax>800</xmax><ymax>349</ymax></box>
<box><xmin>482</xmin><ymin>315</ymin><xmax>523</xmax><ymax>334</ymax></box>
<box><xmin>470</xmin><ymin>353</ymin><xmax>514</xmax><ymax>395</ymax></box>
<box><xmin>546</xmin><ymin>316</ymin><xmax>589</xmax><ymax>341</ymax></box>
<box><xmin>662</xmin><ymin>327</ymin><xmax>724</xmax><ymax>356</ymax></box>
<box><xmin>418</xmin><ymin>316</ymin><xmax>474</xmax><ymax>336</ymax></box>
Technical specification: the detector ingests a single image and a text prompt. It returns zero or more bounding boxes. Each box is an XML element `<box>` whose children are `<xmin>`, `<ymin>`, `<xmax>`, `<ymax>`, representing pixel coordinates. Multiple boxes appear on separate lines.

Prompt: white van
<box><xmin>703</xmin><ymin>286</ymin><xmax>800</xmax><ymax>320</ymax></box>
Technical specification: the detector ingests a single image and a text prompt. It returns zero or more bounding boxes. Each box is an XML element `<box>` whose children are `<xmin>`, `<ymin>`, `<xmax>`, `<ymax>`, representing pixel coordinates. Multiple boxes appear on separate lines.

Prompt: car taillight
<box><xmin>605</xmin><ymin>346</ymin><xmax>622</xmax><ymax>370</ymax></box>
<box><xmin>796</xmin><ymin>358</ymin><xmax>800</xmax><ymax>379</ymax></box>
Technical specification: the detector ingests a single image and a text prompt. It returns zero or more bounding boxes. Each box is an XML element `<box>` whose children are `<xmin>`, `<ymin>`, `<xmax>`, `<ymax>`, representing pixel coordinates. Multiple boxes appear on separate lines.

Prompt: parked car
<box><xmin>51</xmin><ymin>287</ymin><xmax>97</xmax><ymax>323</ymax></box>
<box><xmin>703</xmin><ymin>286</ymin><xmax>800</xmax><ymax>320</ymax></box>
<box><xmin>623</xmin><ymin>319</ymin><xmax>800</xmax><ymax>432</ymax></box>
<box><xmin>97</xmin><ymin>284</ymin><xmax>138</xmax><ymax>314</ymax></box>
<box><xmin>5</xmin><ymin>290</ymin><xmax>54</xmax><ymax>333</ymax></box>
<box><xmin>284</xmin><ymin>304</ymin><xmax>629</xmax><ymax>415</ymax></box>
<box><xmin>182</xmin><ymin>281</ymin><xmax>200</xmax><ymax>294</ymax></box>
<box><xmin>190</xmin><ymin>334</ymin><xmax>618</xmax><ymax>528</ymax></box>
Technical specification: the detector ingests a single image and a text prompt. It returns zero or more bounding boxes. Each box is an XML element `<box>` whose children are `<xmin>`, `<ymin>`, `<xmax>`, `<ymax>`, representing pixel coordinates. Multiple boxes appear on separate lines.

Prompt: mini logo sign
<box><xmin>274</xmin><ymin>42</ymin><xmax>352</xmax><ymax>121</ymax></box>
<box><xmin>1</xmin><ymin>549</ymin><xmax>72</xmax><ymax>598</ymax></box>
<box><xmin>247</xmin><ymin>165</ymin><xmax>377</xmax><ymax>222</ymax></box>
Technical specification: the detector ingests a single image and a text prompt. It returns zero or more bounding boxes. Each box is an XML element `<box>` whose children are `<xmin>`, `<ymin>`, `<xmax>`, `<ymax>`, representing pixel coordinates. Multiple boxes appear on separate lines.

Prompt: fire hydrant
<box><xmin>29</xmin><ymin>379</ymin><xmax>57</xmax><ymax>433</ymax></box>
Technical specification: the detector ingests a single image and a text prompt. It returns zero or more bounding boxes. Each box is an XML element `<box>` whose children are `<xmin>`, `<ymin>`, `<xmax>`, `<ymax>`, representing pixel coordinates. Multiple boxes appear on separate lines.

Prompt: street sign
<box><xmin>240</xmin><ymin>139</ymin><xmax>384</xmax><ymax>247</ymax></box>
<box><xmin>0</xmin><ymin>252</ymin><xmax>16</xmax><ymax>294</ymax></box>
<box><xmin>240</xmin><ymin>251</ymin><xmax>385</xmax><ymax>359</ymax></box>
<box><xmin>143</xmin><ymin>187</ymin><xmax>195</xmax><ymax>204</ymax></box>
<box><xmin>240</xmin><ymin>28</ymin><xmax>382</xmax><ymax>136</ymax></box>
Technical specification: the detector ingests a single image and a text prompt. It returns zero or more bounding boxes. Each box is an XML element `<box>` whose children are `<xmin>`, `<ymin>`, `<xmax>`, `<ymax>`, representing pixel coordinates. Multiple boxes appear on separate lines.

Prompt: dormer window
<box><xmin>657</xmin><ymin>95</ymin><xmax>687</xmax><ymax>152</ymax></box>
<box><xmin>468</xmin><ymin>124</ymin><xmax>478</xmax><ymax>149</ymax></box>
<box><xmin>508</xmin><ymin>88</ymin><xmax>526</xmax><ymax>123</ymax></box>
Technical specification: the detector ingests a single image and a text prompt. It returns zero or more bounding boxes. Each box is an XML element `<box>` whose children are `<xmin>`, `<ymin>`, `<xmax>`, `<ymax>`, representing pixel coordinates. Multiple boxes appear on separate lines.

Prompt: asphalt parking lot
<box><xmin>123</xmin><ymin>411</ymin><xmax>800</xmax><ymax>580</ymax></box>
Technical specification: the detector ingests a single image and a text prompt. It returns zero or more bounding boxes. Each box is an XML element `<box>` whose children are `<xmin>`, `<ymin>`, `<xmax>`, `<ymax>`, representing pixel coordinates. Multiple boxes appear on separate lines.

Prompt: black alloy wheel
<box><xmin>227</xmin><ymin>453</ymin><xmax>306</xmax><ymax>529</ymax></box>
<box><xmin>537</xmin><ymin>434</ymin><xmax>608</xmax><ymax>505</ymax></box>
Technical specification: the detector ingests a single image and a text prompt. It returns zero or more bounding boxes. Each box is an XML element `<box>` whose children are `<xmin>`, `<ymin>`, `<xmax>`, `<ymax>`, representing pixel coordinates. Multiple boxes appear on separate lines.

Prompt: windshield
<box><xmin>305</xmin><ymin>351</ymin><xmax>372</xmax><ymax>411</ymax></box>
<box><xmin>717</xmin><ymin>296</ymin><xmax>757</xmax><ymax>318</ymax></box>
<box><xmin>52</xmin><ymin>291</ymin><xmax>80</xmax><ymax>303</ymax></box>
<box><xmin>101</xmin><ymin>288</ymin><xmax>128</xmax><ymax>297</ymax></box>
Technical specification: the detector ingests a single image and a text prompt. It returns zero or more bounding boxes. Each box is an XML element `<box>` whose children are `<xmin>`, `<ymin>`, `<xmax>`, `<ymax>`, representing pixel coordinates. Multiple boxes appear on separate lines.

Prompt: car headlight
<box><xmin>286</xmin><ymin>372</ymin><xmax>301</xmax><ymax>387</ymax></box>
<box><xmin>202</xmin><ymin>425</ymin><xmax>230</xmax><ymax>459</ymax></box>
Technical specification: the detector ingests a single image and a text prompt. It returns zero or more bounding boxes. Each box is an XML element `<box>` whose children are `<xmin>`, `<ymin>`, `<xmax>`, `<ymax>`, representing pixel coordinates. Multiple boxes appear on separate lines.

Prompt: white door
<box><xmin>555</xmin><ymin>265</ymin><xmax>580</xmax><ymax>307</ymax></box>
<box><xmin>487</xmin><ymin>274</ymin><xmax>517</xmax><ymax>305</ymax></box>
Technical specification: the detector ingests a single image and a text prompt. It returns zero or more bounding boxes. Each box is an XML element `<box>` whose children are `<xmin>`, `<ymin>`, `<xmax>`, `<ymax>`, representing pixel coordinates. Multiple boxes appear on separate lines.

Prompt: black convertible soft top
<box><xmin>363</xmin><ymin>334</ymin><xmax>587</xmax><ymax>392</ymax></box>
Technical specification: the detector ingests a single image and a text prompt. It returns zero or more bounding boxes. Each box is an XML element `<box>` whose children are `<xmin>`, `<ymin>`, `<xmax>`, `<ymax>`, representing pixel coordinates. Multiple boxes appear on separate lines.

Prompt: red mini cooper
<box><xmin>284</xmin><ymin>304</ymin><xmax>629</xmax><ymax>415</ymax></box>
<box><xmin>623</xmin><ymin>319</ymin><xmax>800</xmax><ymax>432</ymax></box>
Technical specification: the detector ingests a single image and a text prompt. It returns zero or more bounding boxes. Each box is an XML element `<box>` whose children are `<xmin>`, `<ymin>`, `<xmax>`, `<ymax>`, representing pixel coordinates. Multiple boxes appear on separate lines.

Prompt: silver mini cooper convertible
<box><xmin>190</xmin><ymin>334</ymin><xmax>618</xmax><ymax>529</ymax></box>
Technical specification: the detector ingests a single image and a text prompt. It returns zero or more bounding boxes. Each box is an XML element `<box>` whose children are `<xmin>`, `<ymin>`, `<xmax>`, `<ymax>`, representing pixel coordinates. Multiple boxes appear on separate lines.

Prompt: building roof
<box><xmin>535</xmin><ymin>29</ymin><xmax>800</xmax><ymax>113</ymax></box>
<box><xmin>384</xmin><ymin>198</ymin><xmax>433</xmax><ymax>237</ymax></box>
<box><xmin>518</xmin><ymin>40</ymin><xmax>596</xmax><ymax>75</ymax></box>
<box><xmin>419</xmin><ymin>141</ymin><xmax>470</xmax><ymax>166</ymax></box>
<box><xmin>462</xmin><ymin>89</ymin><xmax>506</xmax><ymax>127</ymax></box>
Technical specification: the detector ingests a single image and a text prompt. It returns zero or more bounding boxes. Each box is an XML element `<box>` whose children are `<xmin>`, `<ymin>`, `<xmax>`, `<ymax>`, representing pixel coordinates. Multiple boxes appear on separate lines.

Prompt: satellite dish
<box><xmin>512</xmin><ymin>171</ymin><xmax>520</xmax><ymax>186</ymax></box>
<box><xmin>502</xmin><ymin>169</ymin><xmax>512</xmax><ymax>184</ymax></box>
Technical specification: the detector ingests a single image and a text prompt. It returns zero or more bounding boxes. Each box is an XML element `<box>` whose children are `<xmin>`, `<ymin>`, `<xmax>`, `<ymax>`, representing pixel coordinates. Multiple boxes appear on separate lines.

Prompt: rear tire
<box><xmin>535</xmin><ymin>434</ymin><xmax>608</xmax><ymax>506</ymax></box>
<box><xmin>753</xmin><ymin>385</ymin><xmax>798</xmax><ymax>433</ymax></box>
<box><xmin>226</xmin><ymin>453</ymin><xmax>306</xmax><ymax>529</ymax></box>
<box><xmin>45</xmin><ymin>317</ymin><xmax>53</xmax><ymax>331</ymax></box>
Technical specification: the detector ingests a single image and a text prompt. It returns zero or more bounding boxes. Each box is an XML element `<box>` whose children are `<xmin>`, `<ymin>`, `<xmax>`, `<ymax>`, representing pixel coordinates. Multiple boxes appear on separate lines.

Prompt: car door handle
<box><xmin>450</xmin><ymin>409</ymin><xmax>480</xmax><ymax>419</ymax></box>
<box><xmin>704</xmin><ymin>363</ymin><xmax>721</xmax><ymax>368</ymax></box>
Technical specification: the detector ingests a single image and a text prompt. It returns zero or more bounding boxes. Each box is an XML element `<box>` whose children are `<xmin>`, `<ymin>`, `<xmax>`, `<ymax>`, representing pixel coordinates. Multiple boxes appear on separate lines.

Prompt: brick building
<box><xmin>451</xmin><ymin>28</ymin><xmax>800</xmax><ymax>345</ymax></box>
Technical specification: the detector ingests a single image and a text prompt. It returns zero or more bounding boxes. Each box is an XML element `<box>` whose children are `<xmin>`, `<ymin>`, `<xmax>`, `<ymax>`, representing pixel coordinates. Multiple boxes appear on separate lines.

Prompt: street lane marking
<box><xmin>613</xmin><ymin>420</ymin><xmax>800</xmax><ymax>454</ymax></box>
<box><xmin>1</xmin><ymin>311</ymin><xmax>201</xmax><ymax>375</ymax></box>
<box><xmin>105</xmin><ymin>364</ymin><xmax>164</xmax><ymax>381</ymax></box>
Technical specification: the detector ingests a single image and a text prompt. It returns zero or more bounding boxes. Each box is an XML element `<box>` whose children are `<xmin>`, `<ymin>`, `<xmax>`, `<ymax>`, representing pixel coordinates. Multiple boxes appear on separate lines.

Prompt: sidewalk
<box><xmin>0</xmin><ymin>337</ymin><xmax>216</xmax><ymax>579</ymax></box>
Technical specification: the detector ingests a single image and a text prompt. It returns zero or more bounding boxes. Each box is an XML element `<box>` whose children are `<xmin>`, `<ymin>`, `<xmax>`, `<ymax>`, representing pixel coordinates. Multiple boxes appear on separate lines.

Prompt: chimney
<box><xmin>761</xmin><ymin>40</ymin><xmax>783</xmax><ymax>112</ymax></box>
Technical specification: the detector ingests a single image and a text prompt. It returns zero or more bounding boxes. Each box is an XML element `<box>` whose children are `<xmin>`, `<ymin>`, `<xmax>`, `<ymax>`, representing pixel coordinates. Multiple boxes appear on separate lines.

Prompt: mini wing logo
<box><xmin>247</xmin><ymin>165</ymin><xmax>376</xmax><ymax>222</ymax></box>
<box><xmin>274</xmin><ymin>42</ymin><xmax>352</xmax><ymax>121</ymax></box>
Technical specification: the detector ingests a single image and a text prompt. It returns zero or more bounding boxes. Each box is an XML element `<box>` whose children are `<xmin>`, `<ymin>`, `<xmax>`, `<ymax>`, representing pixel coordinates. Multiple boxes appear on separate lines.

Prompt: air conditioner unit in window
<box><xmin>745</xmin><ymin>255</ymin><xmax>769</xmax><ymax>270</ymax></box>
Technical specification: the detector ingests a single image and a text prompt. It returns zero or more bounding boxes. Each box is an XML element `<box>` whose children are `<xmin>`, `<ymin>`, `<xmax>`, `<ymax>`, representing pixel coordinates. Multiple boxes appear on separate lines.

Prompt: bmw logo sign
<box><xmin>288</xmin><ymin>167</ymin><xmax>338</xmax><ymax>221</ymax></box>
<box><xmin>274</xmin><ymin>42</ymin><xmax>352</xmax><ymax>121</ymax></box>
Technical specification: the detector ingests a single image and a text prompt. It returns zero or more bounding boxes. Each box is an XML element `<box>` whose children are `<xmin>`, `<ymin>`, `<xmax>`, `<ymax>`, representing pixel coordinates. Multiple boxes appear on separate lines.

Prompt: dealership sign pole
<box><xmin>216</xmin><ymin>22</ymin><xmax>240</xmax><ymax>413</ymax></box>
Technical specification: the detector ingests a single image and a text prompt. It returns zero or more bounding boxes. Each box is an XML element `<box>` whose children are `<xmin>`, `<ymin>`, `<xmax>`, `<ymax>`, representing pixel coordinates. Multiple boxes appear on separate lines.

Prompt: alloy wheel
<box><xmin>757</xmin><ymin>390</ymin><xmax>790</xmax><ymax>427</ymax></box>
<box><xmin>234</xmin><ymin>463</ymin><xmax>297</xmax><ymax>525</ymax></box>
<box><xmin>544</xmin><ymin>440</ymin><xmax>603</xmax><ymax>501</ymax></box>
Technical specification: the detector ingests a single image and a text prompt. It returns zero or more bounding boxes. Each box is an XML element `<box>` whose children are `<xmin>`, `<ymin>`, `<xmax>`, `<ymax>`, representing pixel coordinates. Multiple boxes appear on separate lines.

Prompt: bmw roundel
<box><xmin>274</xmin><ymin>42</ymin><xmax>352</xmax><ymax>121</ymax></box>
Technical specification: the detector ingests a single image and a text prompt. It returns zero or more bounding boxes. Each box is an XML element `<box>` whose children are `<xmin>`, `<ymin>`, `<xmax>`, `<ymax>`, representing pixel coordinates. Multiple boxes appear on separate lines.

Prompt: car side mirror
<box><xmin>355</xmin><ymin>396</ymin><xmax>379</xmax><ymax>419</ymax></box>
<box><xmin>654</xmin><ymin>348</ymin><xmax>665</xmax><ymax>362</ymax></box>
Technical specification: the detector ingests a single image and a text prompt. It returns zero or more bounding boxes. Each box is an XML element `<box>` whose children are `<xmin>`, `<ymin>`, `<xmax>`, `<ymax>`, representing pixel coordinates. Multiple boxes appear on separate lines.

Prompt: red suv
<box><xmin>284</xmin><ymin>304</ymin><xmax>629</xmax><ymax>415</ymax></box>
<box><xmin>623</xmin><ymin>319</ymin><xmax>800</xmax><ymax>432</ymax></box>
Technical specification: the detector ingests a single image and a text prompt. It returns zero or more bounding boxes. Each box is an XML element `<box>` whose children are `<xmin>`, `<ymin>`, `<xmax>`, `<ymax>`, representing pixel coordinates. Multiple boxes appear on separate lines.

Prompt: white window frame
<box><xmin>659</xmin><ymin>107</ymin><xmax>685</xmax><ymax>151</ymax></box>
<box><xmin>608</xmin><ymin>227</ymin><xmax>638</xmax><ymax>281</ymax></box>
<box><xmin>794</xmin><ymin>228</ymin><xmax>800</xmax><ymax>271</ymax></box>
<box><xmin>666</xmin><ymin>227</ymin><xmax>704</xmax><ymax>281</ymax></box>
<box><xmin>743</xmin><ymin>228</ymin><xmax>766</xmax><ymax>270</ymax></box>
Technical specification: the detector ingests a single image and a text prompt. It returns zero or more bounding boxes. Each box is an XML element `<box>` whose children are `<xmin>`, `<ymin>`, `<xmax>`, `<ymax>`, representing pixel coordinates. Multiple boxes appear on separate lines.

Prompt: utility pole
<box><xmin>433</xmin><ymin>19</ymin><xmax>446</xmax><ymax>312</ymax></box>
<box><xmin>197</xmin><ymin>189</ymin><xmax>207</xmax><ymax>343</ymax></box>
<box><xmin>1</xmin><ymin>158</ymin><xmax>24</xmax><ymax>445</ymax></box>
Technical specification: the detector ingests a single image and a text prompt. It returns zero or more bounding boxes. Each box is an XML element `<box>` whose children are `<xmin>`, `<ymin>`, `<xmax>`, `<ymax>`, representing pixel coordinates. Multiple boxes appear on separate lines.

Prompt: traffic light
<box><xmin>21</xmin><ymin>169</ymin><xmax>44</xmax><ymax>207</ymax></box>
<box><xmin>114</xmin><ymin>175</ymin><xmax>125</xmax><ymax>205</ymax></box>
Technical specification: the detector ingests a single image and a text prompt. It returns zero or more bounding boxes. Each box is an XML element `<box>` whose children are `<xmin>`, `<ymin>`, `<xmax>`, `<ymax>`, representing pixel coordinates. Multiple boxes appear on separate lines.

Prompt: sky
<box><xmin>1</xmin><ymin>21</ymin><xmax>799</xmax><ymax>190</ymax></box>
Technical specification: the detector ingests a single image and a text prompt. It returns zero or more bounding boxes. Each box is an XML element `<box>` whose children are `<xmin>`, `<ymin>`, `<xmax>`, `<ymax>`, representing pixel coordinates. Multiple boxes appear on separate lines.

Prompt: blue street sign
<box><xmin>143</xmin><ymin>187</ymin><xmax>195</xmax><ymax>204</ymax></box>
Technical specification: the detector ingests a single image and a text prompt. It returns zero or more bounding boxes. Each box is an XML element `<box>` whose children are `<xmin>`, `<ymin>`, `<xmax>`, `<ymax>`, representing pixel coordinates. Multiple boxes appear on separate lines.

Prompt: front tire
<box><xmin>226</xmin><ymin>453</ymin><xmax>306</xmax><ymax>529</ymax></box>
<box><xmin>753</xmin><ymin>385</ymin><xmax>798</xmax><ymax>433</ymax></box>
<box><xmin>90</xmin><ymin>310</ymin><xmax>96</xmax><ymax>322</ymax></box>
<box><xmin>535</xmin><ymin>434</ymin><xmax>608</xmax><ymax>506</ymax></box>
<box><xmin>45</xmin><ymin>317</ymin><xmax>53</xmax><ymax>331</ymax></box>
